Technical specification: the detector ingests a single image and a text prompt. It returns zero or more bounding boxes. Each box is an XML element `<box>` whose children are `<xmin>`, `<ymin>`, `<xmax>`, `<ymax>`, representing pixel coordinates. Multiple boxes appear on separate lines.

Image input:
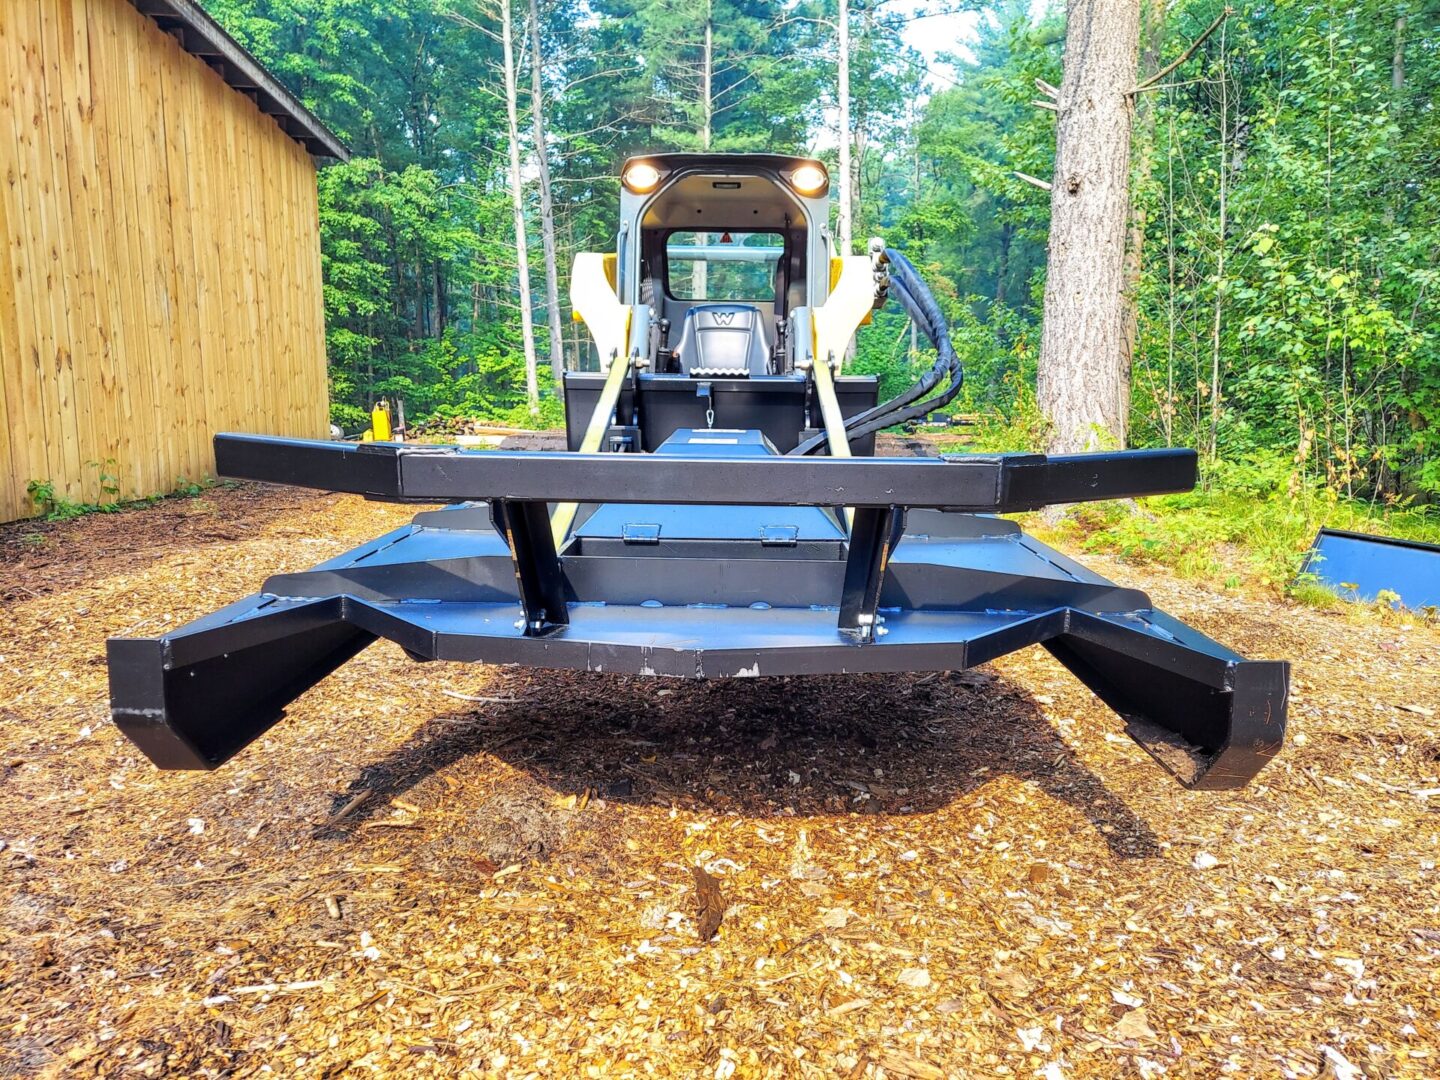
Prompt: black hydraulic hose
<box><xmin>833</xmin><ymin>275</ymin><xmax>947</xmax><ymax>426</ymax></box>
<box><xmin>788</xmin><ymin>248</ymin><xmax>964</xmax><ymax>456</ymax></box>
<box><xmin>860</xmin><ymin>251</ymin><xmax>964</xmax><ymax>425</ymax></box>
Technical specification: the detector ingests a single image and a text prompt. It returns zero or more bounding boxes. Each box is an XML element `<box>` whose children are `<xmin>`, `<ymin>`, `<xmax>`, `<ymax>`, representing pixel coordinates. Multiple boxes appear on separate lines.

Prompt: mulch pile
<box><xmin>1</xmin><ymin>484</ymin><xmax>1437</xmax><ymax>1078</ymax></box>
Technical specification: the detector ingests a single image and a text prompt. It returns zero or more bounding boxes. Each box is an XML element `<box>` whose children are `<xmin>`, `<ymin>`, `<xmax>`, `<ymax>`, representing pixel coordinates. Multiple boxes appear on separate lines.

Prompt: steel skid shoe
<box><xmin>106</xmin><ymin>432</ymin><xmax>1286</xmax><ymax>789</ymax></box>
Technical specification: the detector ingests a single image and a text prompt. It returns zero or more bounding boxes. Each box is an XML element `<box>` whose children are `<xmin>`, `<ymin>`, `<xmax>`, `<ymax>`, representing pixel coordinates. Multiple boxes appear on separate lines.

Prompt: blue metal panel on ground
<box><xmin>1299</xmin><ymin>529</ymin><xmax>1440</xmax><ymax>611</ymax></box>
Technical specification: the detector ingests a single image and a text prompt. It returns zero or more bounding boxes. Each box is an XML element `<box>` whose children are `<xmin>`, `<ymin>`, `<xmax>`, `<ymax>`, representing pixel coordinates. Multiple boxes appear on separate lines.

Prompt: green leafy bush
<box><xmin>1040</xmin><ymin>451</ymin><xmax>1440</xmax><ymax>596</ymax></box>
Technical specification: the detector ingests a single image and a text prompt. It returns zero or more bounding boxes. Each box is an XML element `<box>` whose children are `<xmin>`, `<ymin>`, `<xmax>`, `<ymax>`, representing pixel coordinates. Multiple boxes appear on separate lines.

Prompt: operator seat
<box><xmin>672</xmin><ymin>304</ymin><xmax>772</xmax><ymax>377</ymax></box>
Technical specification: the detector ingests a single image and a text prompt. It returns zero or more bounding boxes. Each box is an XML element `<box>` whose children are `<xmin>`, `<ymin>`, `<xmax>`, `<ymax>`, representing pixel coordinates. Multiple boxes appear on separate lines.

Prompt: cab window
<box><xmin>666</xmin><ymin>231</ymin><xmax>783</xmax><ymax>302</ymax></box>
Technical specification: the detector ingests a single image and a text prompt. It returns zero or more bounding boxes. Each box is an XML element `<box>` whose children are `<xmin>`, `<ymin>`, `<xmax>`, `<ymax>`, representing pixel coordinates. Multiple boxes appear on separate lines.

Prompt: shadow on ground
<box><xmin>322</xmin><ymin>667</ymin><xmax>1160</xmax><ymax>861</ymax></box>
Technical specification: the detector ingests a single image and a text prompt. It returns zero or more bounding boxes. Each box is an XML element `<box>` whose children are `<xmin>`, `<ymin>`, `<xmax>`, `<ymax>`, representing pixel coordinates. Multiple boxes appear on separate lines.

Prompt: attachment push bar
<box><xmin>214</xmin><ymin>434</ymin><xmax>1198</xmax><ymax>513</ymax></box>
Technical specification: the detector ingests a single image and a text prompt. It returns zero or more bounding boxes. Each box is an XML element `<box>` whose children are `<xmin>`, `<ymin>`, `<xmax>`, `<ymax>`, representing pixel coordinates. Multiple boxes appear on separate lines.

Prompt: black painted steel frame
<box><xmin>106</xmin><ymin>434</ymin><xmax>1287</xmax><ymax>791</ymax></box>
<box><xmin>213</xmin><ymin>434</ymin><xmax>1199</xmax><ymax>511</ymax></box>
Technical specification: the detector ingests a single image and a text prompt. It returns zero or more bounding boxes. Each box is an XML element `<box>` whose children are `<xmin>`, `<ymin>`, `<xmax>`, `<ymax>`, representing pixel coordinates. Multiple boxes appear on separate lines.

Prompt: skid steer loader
<box><xmin>106</xmin><ymin>153</ymin><xmax>1287</xmax><ymax>789</ymax></box>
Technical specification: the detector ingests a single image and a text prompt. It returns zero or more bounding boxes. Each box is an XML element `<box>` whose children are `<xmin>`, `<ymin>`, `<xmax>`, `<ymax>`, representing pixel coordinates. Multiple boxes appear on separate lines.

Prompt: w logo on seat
<box><xmin>712</xmin><ymin>311</ymin><xmax>736</xmax><ymax>326</ymax></box>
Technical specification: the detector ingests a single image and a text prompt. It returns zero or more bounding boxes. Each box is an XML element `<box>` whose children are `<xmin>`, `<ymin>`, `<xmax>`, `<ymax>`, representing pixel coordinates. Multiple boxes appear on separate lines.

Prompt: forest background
<box><xmin>205</xmin><ymin>0</ymin><xmax>1440</xmax><ymax>584</ymax></box>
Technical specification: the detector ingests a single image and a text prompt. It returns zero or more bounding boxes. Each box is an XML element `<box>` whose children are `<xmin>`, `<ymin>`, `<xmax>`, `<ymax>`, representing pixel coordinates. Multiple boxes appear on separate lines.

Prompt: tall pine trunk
<box><xmin>836</xmin><ymin>0</ymin><xmax>852</xmax><ymax>256</ymax></box>
<box><xmin>1118</xmin><ymin>0</ymin><xmax>1167</xmax><ymax>429</ymax></box>
<box><xmin>1037</xmin><ymin>0</ymin><xmax>1143</xmax><ymax>452</ymax></box>
<box><xmin>692</xmin><ymin>7</ymin><xmax>713</xmax><ymax>298</ymax></box>
<box><xmin>501</xmin><ymin>0</ymin><xmax>540</xmax><ymax>412</ymax></box>
<box><xmin>1208</xmin><ymin>22</ymin><xmax>1229</xmax><ymax>460</ymax></box>
<box><xmin>528</xmin><ymin>0</ymin><xmax>564</xmax><ymax>385</ymax></box>
<box><xmin>701</xmin><ymin>5</ymin><xmax>712</xmax><ymax>150</ymax></box>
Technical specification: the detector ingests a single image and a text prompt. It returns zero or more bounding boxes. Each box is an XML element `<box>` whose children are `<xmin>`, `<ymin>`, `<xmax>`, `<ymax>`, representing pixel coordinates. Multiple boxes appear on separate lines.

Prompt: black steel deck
<box><xmin>107</xmin><ymin>434</ymin><xmax>1287</xmax><ymax>791</ymax></box>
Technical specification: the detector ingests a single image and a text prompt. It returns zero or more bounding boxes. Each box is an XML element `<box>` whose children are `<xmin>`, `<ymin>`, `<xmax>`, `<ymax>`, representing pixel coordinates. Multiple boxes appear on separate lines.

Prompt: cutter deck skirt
<box><xmin>108</xmin><ymin>432</ymin><xmax>1286</xmax><ymax>790</ymax></box>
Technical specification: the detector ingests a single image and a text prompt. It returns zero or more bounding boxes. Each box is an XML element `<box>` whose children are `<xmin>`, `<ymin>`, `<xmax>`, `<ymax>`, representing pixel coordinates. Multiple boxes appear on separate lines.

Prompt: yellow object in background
<box><xmin>817</xmin><ymin>256</ymin><xmax>877</xmax><ymax>368</ymax></box>
<box><xmin>570</xmin><ymin>253</ymin><xmax>631</xmax><ymax>371</ymax></box>
<box><xmin>370</xmin><ymin>401</ymin><xmax>392</xmax><ymax>442</ymax></box>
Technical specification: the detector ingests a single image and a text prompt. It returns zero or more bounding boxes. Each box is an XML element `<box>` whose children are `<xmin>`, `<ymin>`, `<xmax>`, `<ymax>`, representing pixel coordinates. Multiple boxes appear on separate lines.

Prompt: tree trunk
<box><xmin>692</xmin><ymin>9</ymin><xmax>712</xmax><ymax>298</ymax></box>
<box><xmin>995</xmin><ymin>219</ymin><xmax>1013</xmax><ymax>307</ymax></box>
<box><xmin>836</xmin><ymin>0</ymin><xmax>852</xmax><ymax>256</ymax></box>
<box><xmin>564</xmin><ymin>213</ymin><xmax>583</xmax><ymax>370</ymax></box>
<box><xmin>501</xmin><ymin>0</ymin><xmax>540</xmax><ymax>411</ymax></box>
<box><xmin>1392</xmin><ymin>15</ymin><xmax>1406</xmax><ymax>92</ymax></box>
<box><xmin>528</xmin><ymin>0</ymin><xmax>564</xmax><ymax>384</ymax></box>
<box><xmin>1118</xmin><ymin>0</ymin><xmax>1166</xmax><ymax>430</ymax></box>
<box><xmin>1208</xmin><ymin>21</ymin><xmax>1229</xmax><ymax>460</ymax></box>
<box><xmin>853</xmin><ymin>128</ymin><xmax>868</xmax><ymax>240</ymax></box>
<box><xmin>433</xmin><ymin>266</ymin><xmax>446</xmax><ymax>336</ymax></box>
<box><xmin>1036</xmin><ymin>0</ymin><xmax>1143</xmax><ymax>453</ymax></box>
<box><xmin>701</xmin><ymin>6</ymin><xmax>713</xmax><ymax>150</ymax></box>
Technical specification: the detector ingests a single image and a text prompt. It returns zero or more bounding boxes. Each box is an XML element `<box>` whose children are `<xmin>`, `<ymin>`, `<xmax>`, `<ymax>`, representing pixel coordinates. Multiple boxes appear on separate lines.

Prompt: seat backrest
<box><xmin>672</xmin><ymin>304</ymin><xmax>771</xmax><ymax>376</ymax></box>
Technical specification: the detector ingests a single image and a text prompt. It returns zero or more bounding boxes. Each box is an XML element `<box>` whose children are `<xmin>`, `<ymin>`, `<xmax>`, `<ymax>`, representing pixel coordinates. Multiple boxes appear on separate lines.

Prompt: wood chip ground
<box><xmin>1</xmin><ymin>483</ymin><xmax>1437</xmax><ymax>1078</ymax></box>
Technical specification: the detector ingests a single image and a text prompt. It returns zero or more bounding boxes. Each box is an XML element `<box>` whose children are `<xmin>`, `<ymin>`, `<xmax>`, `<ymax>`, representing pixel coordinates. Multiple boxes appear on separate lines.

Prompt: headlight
<box><xmin>622</xmin><ymin>162</ymin><xmax>661</xmax><ymax>193</ymax></box>
<box><xmin>790</xmin><ymin>163</ymin><xmax>828</xmax><ymax>195</ymax></box>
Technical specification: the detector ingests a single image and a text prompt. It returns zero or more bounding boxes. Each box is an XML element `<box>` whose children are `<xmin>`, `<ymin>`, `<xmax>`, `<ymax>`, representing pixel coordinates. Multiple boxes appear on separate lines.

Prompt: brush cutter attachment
<box><xmin>106</xmin><ymin>152</ymin><xmax>1286</xmax><ymax>790</ymax></box>
<box><xmin>107</xmin><ymin>432</ymin><xmax>1286</xmax><ymax>788</ymax></box>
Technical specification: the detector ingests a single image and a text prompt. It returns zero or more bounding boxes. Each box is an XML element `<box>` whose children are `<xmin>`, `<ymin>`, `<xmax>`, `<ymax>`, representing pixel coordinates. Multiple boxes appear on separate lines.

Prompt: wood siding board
<box><xmin>213</xmin><ymin>80</ymin><xmax>239</xmax><ymax>433</ymax></box>
<box><xmin>56</xmin><ymin>0</ymin><xmax>116</xmax><ymax>503</ymax></box>
<box><xmin>290</xmin><ymin>147</ymin><xmax>306</xmax><ymax>427</ymax></box>
<box><xmin>252</xmin><ymin>113</ymin><xmax>280</xmax><ymax>432</ymax></box>
<box><xmin>193</xmin><ymin>64</ymin><xmax>231</xmax><ymax>457</ymax></box>
<box><xmin>150</xmin><ymin>11</ymin><xmax>203</xmax><ymax>479</ymax></box>
<box><xmin>299</xmin><ymin>145</ymin><xmax>328</xmax><ymax>435</ymax></box>
<box><xmin>38</xmin><ymin>0</ymin><xmax>91</xmax><ymax>503</ymax></box>
<box><xmin>137</xmin><ymin>13</ymin><xmax>181</xmax><ymax>490</ymax></box>
<box><xmin>9</xmin><ymin>2</ymin><xmax>70</xmax><ymax>505</ymax></box>
<box><xmin>232</xmin><ymin>96</ymin><xmax>267</xmax><ymax>435</ymax></box>
<box><xmin>272</xmin><ymin>125</ymin><xmax>299</xmax><ymax>434</ymax></box>
<box><xmin>284</xmin><ymin>148</ymin><xmax>304</xmax><ymax>431</ymax></box>
<box><xmin>91</xmin><ymin>0</ymin><xmax>147</xmax><ymax>501</ymax></box>
<box><xmin>137</xmin><ymin>13</ymin><xmax>186</xmax><ymax>486</ymax></box>
<box><xmin>0</xmin><ymin>7</ymin><xmax>36</xmax><ymax>521</ymax></box>
<box><xmin>0</xmin><ymin>176</ymin><xmax>18</xmax><ymax>521</ymax></box>
<box><xmin>107</xmin><ymin>0</ymin><xmax>162</xmax><ymax>498</ymax></box>
<box><xmin>0</xmin><ymin>0</ymin><xmax>327</xmax><ymax>521</ymax></box>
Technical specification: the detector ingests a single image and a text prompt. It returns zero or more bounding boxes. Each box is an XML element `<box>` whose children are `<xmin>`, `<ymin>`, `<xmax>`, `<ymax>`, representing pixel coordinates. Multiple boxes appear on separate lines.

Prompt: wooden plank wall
<box><xmin>0</xmin><ymin>0</ymin><xmax>330</xmax><ymax>522</ymax></box>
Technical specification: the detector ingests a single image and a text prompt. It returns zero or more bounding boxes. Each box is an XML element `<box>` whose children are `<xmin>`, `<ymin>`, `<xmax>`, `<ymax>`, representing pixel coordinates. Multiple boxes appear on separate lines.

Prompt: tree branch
<box><xmin>1133</xmin><ymin>8</ymin><xmax>1232</xmax><ymax>93</ymax></box>
<box><xmin>1014</xmin><ymin>171</ymin><xmax>1052</xmax><ymax>192</ymax></box>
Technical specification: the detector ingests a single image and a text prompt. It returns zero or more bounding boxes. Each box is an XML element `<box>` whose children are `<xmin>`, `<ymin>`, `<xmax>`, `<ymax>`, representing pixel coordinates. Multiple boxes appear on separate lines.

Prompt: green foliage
<box><xmin>1039</xmin><ymin>452</ymin><xmax>1440</xmax><ymax>598</ymax></box>
<box><xmin>34</xmin><ymin>471</ymin><xmax>106</xmax><ymax>518</ymax></box>
<box><xmin>1129</xmin><ymin>1</ymin><xmax>1439</xmax><ymax>500</ymax></box>
<box><xmin>26</xmin><ymin>460</ymin><xmax>141</xmax><ymax>520</ymax></box>
<box><xmin>24</xmin><ymin>479</ymin><xmax>60</xmax><ymax>517</ymax></box>
<box><xmin>329</xmin><ymin>401</ymin><xmax>369</xmax><ymax>434</ymax></box>
<box><xmin>207</xmin><ymin>0</ymin><xmax>1439</xmax><ymax>510</ymax></box>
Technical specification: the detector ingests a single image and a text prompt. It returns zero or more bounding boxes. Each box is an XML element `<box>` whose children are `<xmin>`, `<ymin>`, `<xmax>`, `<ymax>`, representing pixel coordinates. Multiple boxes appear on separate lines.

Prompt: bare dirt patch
<box><xmin>1</xmin><ymin>484</ymin><xmax>1438</xmax><ymax>1078</ymax></box>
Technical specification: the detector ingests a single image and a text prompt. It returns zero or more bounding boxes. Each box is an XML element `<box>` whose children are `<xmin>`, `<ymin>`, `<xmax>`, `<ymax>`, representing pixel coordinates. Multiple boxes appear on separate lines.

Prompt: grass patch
<box><xmin>929</xmin><ymin>415</ymin><xmax>1439</xmax><ymax>610</ymax></box>
<box><xmin>1030</xmin><ymin>454</ymin><xmax>1439</xmax><ymax>606</ymax></box>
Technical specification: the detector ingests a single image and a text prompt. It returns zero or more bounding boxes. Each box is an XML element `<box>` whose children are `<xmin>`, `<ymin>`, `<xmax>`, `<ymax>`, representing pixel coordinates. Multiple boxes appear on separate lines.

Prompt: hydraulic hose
<box><xmin>789</xmin><ymin>248</ymin><xmax>964</xmax><ymax>456</ymax></box>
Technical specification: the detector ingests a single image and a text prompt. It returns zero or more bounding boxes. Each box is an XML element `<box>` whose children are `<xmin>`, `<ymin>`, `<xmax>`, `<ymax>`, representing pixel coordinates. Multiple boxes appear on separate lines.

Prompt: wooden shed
<box><xmin>0</xmin><ymin>0</ymin><xmax>348</xmax><ymax>522</ymax></box>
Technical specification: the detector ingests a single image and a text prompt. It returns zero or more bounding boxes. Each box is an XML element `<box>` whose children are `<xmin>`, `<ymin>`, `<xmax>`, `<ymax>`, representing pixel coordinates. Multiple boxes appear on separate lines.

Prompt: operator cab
<box><xmin>564</xmin><ymin>153</ymin><xmax>881</xmax><ymax>454</ymax></box>
<box><xmin>625</xmin><ymin>154</ymin><xmax>824</xmax><ymax>376</ymax></box>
